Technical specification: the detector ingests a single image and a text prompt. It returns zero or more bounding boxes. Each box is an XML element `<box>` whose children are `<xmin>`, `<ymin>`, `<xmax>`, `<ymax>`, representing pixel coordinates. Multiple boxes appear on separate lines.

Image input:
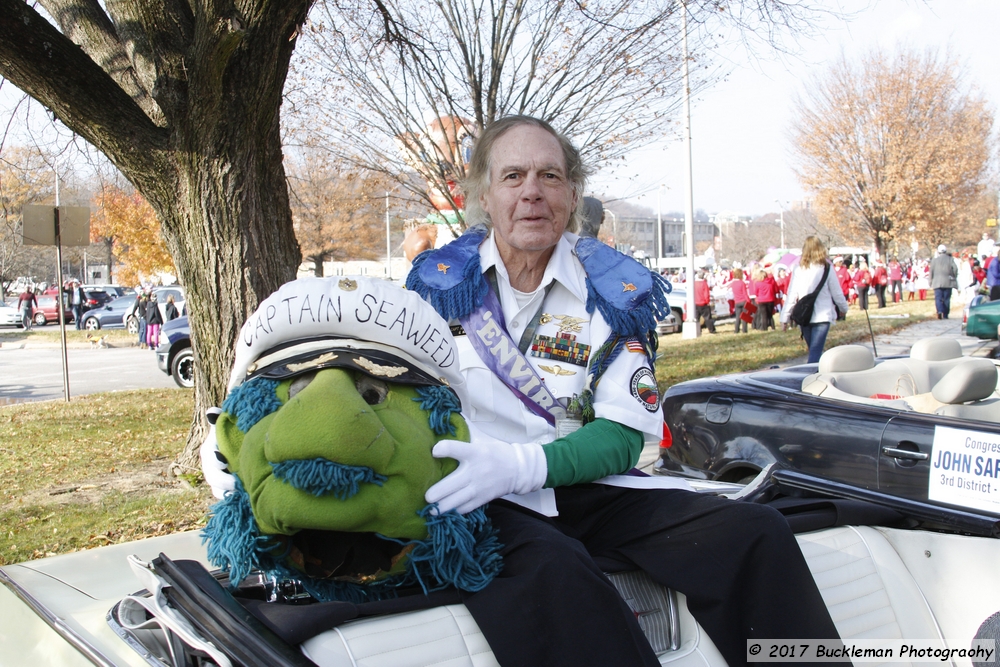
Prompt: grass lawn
<box><xmin>0</xmin><ymin>388</ymin><xmax>210</xmax><ymax>566</ymax></box>
<box><xmin>0</xmin><ymin>296</ymin><xmax>948</xmax><ymax>565</ymax></box>
<box><xmin>0</xmin><ymin>327</ymin><xmax>138</xmax><ymax>347</ymax></box>
<box><xmin>655</xmin><ymin>298</ymin><xmax>940</xmax><ymax>389</ymax></box>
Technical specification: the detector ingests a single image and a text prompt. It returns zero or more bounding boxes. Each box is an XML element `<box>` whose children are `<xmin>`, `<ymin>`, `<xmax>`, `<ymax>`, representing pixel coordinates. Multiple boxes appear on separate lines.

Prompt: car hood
<box><xmin>0</xmin><ymin>531</ymin><xmax>209</xmax><ymax>666</ymax></box>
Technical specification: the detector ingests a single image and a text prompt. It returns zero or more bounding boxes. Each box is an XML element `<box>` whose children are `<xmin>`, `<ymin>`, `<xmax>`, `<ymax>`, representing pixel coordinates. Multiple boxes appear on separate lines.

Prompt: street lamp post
<box><xmin>656</xmin><ymin>185</ymin><xmax>664</xmax><ymax>268</ymax></box>
<box><xmin>774</xmin><ymin>199</ymin><xmax>786</xmax><ymax>250</ymax></box>
<box><xmin>605</xmin><ymin>210</ymin><xmax>617</xmax><ymax>246</ymax></box>
<box><xmin>681</xmin><ymin>0</ymin><xmax>698</xmax><ymax>339</ymax></box>
<box><xmin>385</xmin><ymin>189</ymin><xmax>395</xmax><ymax>281</ymax></box>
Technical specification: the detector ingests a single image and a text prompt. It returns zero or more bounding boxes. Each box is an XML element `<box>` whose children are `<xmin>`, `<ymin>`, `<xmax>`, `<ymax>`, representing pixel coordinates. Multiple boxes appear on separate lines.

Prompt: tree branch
<box><xmin>0</xmin><ymin>0</ymin><xmax>168</xmax><ymax>174</ymax></box>
<box><xmin>39</xmin><ymin>0</ymin><xmax>165</xmax><ymax>124</ymax></box>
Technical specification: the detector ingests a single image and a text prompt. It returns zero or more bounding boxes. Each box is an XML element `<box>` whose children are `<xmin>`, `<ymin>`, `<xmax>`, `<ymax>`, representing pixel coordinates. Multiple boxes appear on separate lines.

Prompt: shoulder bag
<box><xmin>789</xmin><ymin>263</ymin><xmax>831</xmax><ymax>327</ymax></box>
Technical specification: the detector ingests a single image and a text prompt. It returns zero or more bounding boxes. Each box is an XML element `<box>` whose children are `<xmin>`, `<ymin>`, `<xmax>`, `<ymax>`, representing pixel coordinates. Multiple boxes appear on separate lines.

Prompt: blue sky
<box><xmin>591</xmin><ymin>0</ymin><xmax>1000</xmax><ymax>218</ymax></box>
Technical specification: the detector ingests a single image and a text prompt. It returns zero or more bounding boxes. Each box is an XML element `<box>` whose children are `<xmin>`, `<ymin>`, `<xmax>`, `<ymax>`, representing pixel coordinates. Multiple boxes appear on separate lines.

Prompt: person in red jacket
<box><xmin>774</xmin><ymin>266</ymin><xmax>791</xmax><ymax>314</ymax></box>
<box><xmin>694</xmin><ymin>270</ymin><xmax>716</xmax><ymax>333</ymax></box>
<box><xmin>727</xmin><ymin>268</ymin><xmax>750</xmax><ymax>333</ymax></box>
<box><xmin>752</xmin><ymin>267</ymin><xmax>777</xmax><ymax>330</ymax></box>
<box><xmin>871</xmin><ymin>259</ymin><xmax>888</xmax><ymax>308</ymax></box>
<box><xmin>853</xmin><ymin>260</ymin><xmax>872</xmax><ymax>310</ymax></box>
<box><xmin>888</xmin><ymin>257</ymin><xmax>903</xmax><ymax>303</ymax></box>
<box><xmin>833</xmin><ymin>256</ymin><xmax>851</xmax><ymax>302</ymax></box>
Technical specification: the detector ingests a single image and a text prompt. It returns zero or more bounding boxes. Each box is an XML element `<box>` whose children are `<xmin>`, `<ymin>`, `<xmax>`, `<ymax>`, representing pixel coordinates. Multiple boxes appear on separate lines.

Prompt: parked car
<box><xmin>656</xmin><ymin>337</ymin><xmax>1000</xmax><ymax>519</ymax></box>
<box><xmin>30</xmin><ymin>293</ymin><xmax>73</xmax><ymax>326</ymax></box>
<box><xmin>82</xmin><ymin>289</ymin><xmax>114</xmax><ymax>312</ymax></box>
<box><xmin>0</xmin><ymin>302</ymin><xmax>23</xmax><ymax>327</ymax></box>
<box><xmin>82</xmin><ymin>284</ymin><xmax>133</xmax><ymax>299</ymax></box>
<box><xmin>965</xmin><ymin>295</ymin><xmax>1000</xmax><ymax>340</ymax></box>
<box><xmin>3</xmin><ymin>469</ymin><xmax>1000</xmax><ymax>667</ymax></box>
<box><xmin>124</xmin><ymin>286</ymin><xmax>186</xmax><ymax>333</ymax></box>
<box><xmin>155</xmin><ymin>315</ymin><xmax>193</xmax><ymax>388</ymax></box>
<box><xmin>79</xmin><ymin>295</ymin><xmax>138</xmax><ymax>330</ymax></box>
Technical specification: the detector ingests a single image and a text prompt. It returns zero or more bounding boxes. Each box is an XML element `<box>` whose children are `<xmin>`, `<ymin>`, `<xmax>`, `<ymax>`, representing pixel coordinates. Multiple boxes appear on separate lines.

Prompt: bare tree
<box><xmin>0</xmin><ymin>148</ymin><xmax>45</xmax><ymax>293</ymax></box>
<box><xmin>791</xmin><ymin>47</ymin><xmax>997</xmax><ymax>255</ymax></box>
<box><xmin>292</xmin><ymin>0</ymin><xmax>825</xmax><ymax>224</ymax></box>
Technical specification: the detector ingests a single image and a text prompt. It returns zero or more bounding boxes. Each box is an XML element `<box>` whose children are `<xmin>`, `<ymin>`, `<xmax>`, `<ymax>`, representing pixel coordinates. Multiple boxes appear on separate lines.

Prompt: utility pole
<box><xmin>681</xmin><ymin>0</ymin><xmax>698</xmax><ymax>339</ymax></box>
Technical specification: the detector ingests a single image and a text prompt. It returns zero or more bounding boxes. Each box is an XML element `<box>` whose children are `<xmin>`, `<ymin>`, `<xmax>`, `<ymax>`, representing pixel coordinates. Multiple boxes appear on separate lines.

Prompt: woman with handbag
<box><xmin>781</xmin><ymin>237</ymin><xmax>850</xmax><ymax>363</ymax></box>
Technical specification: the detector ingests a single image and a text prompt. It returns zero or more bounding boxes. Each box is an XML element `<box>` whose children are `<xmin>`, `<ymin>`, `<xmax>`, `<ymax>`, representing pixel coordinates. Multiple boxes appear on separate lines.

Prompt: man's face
<box><xmin>480</xmin><ymin>124</ymin><xmax>577</xmax><ymax>257</ymax></box>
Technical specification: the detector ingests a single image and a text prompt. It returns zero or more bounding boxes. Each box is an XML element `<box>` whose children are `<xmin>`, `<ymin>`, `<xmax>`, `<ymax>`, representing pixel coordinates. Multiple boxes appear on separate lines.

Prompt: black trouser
<box><xmin>890</xmin><ymin>279</ymin><xmax>902</xmax><ymax>302</ymax></box>
<box><xmin>696</xmin><ymin>303</ymin><xmax>715</xmax><ymax>333</ymax></box>
<box><xmin>462</xmin><ymin>486</ymin><xmax>847</xmax><ymax>667</ymax></box>
<box><xmin>857</xmin><ymin>287</ymin><xmax>869</xmax><ymax>310</ymax></box>
<box><xmin>875</xmin><ymin>284</ymin><xmax>886</xmax><ymax>308</ymax></box>
<box><xmin>733</xmin><ymin>301</ymin><xmax>748</xmax><ymax>333</ymax></box>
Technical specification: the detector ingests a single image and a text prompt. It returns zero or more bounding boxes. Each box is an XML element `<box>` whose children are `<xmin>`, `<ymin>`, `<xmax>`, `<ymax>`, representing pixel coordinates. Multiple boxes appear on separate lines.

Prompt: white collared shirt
<box><xmin>454</xmin><ymin>231</ymin><xmax>663</xmax><ymax>445</ymax></box>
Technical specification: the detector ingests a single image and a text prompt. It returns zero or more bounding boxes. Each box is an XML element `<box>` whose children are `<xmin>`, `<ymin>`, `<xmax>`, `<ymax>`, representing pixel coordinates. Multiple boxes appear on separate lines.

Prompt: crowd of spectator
<box><xmin>659</xmin><ymin>232</ymin><xmax>998</xmax><ymax>331</ymax></box>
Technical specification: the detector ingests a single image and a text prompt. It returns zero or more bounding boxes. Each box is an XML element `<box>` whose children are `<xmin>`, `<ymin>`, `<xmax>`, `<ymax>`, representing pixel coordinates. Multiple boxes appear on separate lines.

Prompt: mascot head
<box><xmin>201</xmin><ymin>276</ymin><xmax>500</xmax><ymax>602</ymax></box>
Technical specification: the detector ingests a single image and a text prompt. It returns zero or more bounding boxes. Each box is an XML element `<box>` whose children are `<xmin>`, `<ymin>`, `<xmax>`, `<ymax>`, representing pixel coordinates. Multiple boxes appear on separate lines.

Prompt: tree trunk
<box><xmin>154</xmin><ymin>116</ymin><xmax>300</xmax><ymax>477</ymax></box>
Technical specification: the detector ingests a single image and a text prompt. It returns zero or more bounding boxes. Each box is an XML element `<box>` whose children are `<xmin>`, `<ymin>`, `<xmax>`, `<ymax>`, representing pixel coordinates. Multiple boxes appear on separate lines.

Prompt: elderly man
<box><xmin>931</xmin><ymin>244</ymin><xmax>959</xmax><ymax>318</ymax></box>
<box><xmin>407</xmin><ymin>115</ymin><xmax>846</xmax><ymax>667</ymax></box>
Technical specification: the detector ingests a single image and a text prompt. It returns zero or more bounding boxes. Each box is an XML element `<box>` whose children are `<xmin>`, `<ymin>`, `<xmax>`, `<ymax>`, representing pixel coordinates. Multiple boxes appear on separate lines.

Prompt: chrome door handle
<box><xmin>882</xmin><ymin>446</ymin><xmax>929</xmax><ymax>461</ymax></box>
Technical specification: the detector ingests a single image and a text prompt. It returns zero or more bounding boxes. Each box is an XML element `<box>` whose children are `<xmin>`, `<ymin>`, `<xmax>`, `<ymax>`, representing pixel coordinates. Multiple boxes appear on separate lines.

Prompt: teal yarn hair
<box><xmin>271</xmin><ymin>459</ymin><xmax>387</xmax><ymax>499</ymax></box>
<box><xmin>413</xmin><ymin>385</ymin><xmax>462</xmax><ymax>436</ymax></box>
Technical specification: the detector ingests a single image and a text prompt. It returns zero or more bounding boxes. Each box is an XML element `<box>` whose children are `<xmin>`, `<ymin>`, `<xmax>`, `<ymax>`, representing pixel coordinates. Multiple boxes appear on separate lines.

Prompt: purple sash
<box><xmin>460</xmin><ymin>288</ymin><xmax>566</xmax><ymax>426</ymax></box>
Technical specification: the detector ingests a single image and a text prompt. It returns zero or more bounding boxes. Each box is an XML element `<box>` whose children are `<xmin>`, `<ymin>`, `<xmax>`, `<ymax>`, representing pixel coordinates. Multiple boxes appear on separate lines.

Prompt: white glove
<box><xmin>200</xmin><ymin>424</ymin><xmax>236</xmax><ymax>499</ymax></box>
<box><xmin>426</xmin><ymin>438</ymin><xmax>548</xmax><ymax>515</ymax></box>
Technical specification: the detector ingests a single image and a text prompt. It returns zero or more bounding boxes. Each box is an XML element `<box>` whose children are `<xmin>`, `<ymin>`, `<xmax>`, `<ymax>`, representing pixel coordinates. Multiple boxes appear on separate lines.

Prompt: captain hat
<box><xmin>228</xmin><ymin>276</ymin><xmax>466</xmax><ymax>402</ymax></box>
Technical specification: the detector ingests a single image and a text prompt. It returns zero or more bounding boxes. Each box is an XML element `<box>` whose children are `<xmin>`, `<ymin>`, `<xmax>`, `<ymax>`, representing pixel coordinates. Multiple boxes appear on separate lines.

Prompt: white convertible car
<box><xmin>3</xmin><ymin>469</ymin><xmax>1000</xmax><ymax>667</ymax></box>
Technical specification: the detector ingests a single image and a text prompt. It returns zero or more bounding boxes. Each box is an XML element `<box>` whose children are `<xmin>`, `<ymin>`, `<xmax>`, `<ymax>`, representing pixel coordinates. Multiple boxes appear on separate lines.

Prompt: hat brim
<box><xmin>244</xmin><ymin>336</ymin><xmax>447</xmax><ymax>387</ymax></box>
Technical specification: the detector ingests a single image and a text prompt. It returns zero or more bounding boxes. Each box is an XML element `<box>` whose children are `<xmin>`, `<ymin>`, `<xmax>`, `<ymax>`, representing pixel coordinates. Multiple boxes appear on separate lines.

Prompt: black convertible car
<box><xmin>655</xmin><ymin>337</ymin><xmax>1000</xmax><ymax>518</ymax></box>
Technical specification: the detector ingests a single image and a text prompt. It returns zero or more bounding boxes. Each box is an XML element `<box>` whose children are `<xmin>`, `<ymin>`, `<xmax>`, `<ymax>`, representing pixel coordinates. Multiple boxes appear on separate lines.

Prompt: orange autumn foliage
<box><xmin>91</xmin><ymin>187</ymin><xmax>175</xmax><ymax>286</ymax></box>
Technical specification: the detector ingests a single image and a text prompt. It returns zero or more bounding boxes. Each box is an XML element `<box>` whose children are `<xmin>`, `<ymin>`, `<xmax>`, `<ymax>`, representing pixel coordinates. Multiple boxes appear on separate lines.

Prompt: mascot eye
<box><xmin>288</xmin><ymin>372</ymin><xmax>317</xmax><ymax>400</ymax></box>
<box><xmin>356</xmin><ymin>375</ymin><xmax>389</xmax><ymax>405</ymax></box>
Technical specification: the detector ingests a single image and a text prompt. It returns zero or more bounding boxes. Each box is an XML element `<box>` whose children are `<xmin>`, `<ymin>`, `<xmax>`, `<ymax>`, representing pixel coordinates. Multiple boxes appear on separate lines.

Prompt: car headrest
<box><xmin>818</xmin><ymin>345</ymin><xmax>875</xmax><ymax>374</ymax></box>
<box><xmin>910</xmin><ymin>338</ymin><xmax>962</xmax><ymax>361</ymax></box>
<box><xmin>932</xmin><ymin>359</ymin><xmax>999</xmax><ymax>405</ymax></box>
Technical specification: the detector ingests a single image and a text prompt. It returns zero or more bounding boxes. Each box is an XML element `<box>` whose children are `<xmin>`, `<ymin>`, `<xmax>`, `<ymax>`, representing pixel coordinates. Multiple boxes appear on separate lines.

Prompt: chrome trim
<box><xmin>882</xmin><ymin>446</ymin><xmax>929</xmax><ymax>461</ymax></box>
<box><xmin>666</xmin><ymin>588</ymin><xmax>681</xmax><ymax>651</ymax></box>
<box><xmin>0</xmin><ymin>566</ymin><xmax>117</xmax><ymax>667</ymax></box>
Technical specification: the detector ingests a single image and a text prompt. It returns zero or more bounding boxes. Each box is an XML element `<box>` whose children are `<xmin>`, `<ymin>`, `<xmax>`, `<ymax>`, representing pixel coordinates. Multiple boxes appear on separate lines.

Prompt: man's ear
<box><xmin>215</xmin><ymin>412</ymin><xmax>245</xmax><ymax>476</ymax></box>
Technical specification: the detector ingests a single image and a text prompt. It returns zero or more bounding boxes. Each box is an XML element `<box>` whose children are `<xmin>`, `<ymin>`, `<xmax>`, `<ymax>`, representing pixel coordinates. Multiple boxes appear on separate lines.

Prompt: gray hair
<box><xmin>462</xmin><ymin>115</ymin><xmax>591</xmax><ymax>233</ymax></box>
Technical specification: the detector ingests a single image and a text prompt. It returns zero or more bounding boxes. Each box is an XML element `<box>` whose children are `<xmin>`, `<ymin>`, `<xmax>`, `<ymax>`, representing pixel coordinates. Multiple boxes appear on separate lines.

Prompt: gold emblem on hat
<box><xmin>622</xmin><ymin>282</ymin><xmax>637</xmax><ymax>292</ymax></box>
<box><xmin>355</xmin><ymin>357</ymin><xmax>407</xmax><ymax>378</ymax></box>
<box><xmin>539</xmin><ymin>364</ymin><xmax>576</xmax><ymax>376</ymax></box>
<box><xmin>437</xmin><ymin>263</ymin><xmax>450</xmax><ymax>274</ymax></box>
<box><xmin>286</xmin><ymin>352</ymin><xmax>339</xmax><ymax>373</ymax></box>
<box><xmin>339</xmin><ymin>278</ymin><xmax>358</xmax><ymax>291</ymax></box>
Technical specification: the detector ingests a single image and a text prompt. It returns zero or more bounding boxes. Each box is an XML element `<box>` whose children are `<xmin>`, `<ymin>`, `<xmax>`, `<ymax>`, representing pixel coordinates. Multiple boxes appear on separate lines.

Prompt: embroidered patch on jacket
<box><xmin>630</xmin><ymin>368</ymin><xmax>660</xmax><ymax>412</ymax></box>
<box><xmin>530</xmin><ymin>331</ymin><xmax>591</xmax><ymax>367</ymax></box>
<box><xmin>625</xmin><ymin>339</ymin><xmax>645</xmax><ymax>354</ymax></box>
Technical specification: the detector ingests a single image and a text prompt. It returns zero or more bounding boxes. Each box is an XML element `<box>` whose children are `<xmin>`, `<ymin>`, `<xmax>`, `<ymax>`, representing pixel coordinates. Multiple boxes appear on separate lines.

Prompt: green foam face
<box><xmin>216</xmin><ymin>368</ymin><xmax>464</xmax><ymax>540</ymax></box>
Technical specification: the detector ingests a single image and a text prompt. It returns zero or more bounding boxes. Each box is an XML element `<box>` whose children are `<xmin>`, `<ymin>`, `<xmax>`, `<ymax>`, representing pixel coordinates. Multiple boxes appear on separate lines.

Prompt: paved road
<box><xmin>0</xmin><ymin>346</ymin><xmax>180</xmax><ymax>404</ymax></box>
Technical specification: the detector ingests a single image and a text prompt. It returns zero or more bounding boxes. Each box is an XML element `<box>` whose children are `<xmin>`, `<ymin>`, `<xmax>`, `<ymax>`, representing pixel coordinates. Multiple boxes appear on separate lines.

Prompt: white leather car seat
<box><xmin>298</xmin><ymin>524</ymin><xmax>967</xmax><ymax>667</ymax></box>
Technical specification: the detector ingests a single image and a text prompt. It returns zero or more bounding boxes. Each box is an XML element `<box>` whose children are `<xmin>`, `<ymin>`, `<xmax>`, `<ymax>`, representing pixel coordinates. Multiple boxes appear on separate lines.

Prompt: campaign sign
<box><xmin>928</xmin><ymin>425</ymin><xmax>1000</xmax><ymax>514</ymax></box>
